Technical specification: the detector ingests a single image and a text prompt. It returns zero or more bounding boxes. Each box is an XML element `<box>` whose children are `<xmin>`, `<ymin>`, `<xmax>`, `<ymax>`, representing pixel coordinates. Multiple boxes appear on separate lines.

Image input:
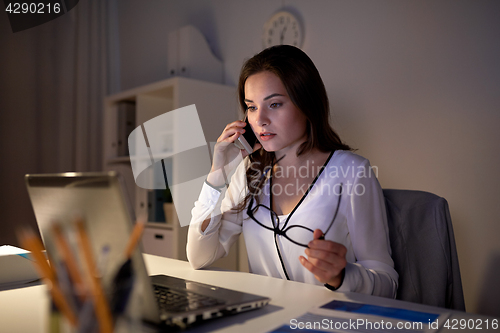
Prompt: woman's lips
<box><xmin>259</xmin><ymin>132</ymin><xmax>276</xmax><ymax>141</ymax></box>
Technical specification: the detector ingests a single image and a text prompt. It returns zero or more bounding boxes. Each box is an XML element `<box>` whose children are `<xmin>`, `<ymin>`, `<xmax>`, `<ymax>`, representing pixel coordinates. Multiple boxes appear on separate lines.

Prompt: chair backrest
<box><xmin>383</xmin><ymin>189</ymin><xmax>465</xmax><ymax>311</ymax></box>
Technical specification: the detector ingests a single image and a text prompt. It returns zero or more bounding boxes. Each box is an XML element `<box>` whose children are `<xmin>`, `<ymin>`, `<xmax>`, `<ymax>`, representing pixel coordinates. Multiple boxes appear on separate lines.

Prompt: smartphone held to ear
<box><xmin>234</xmin><ymin>117</ymin><xmax>257</xmax><ymax>154</ymax></box>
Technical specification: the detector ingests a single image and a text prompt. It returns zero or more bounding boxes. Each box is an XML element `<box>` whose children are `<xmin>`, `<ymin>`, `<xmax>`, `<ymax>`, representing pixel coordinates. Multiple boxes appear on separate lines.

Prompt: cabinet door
<box><xmin>141</xmin><ymin>227</ymin><xmax>174</xmax><ymax>258</ymax></box>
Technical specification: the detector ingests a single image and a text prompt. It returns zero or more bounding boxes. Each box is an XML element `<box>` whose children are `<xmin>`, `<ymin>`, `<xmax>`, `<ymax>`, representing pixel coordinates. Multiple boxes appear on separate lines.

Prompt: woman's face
<box><xmin>244</xmin><ymin>71</ymin><xmax>308</xmax><ymax>157</ymax></box>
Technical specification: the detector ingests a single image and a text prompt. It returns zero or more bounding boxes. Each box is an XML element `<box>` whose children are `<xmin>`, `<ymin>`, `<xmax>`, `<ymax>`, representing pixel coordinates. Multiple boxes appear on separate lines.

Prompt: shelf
<box><xmin>146</xmin><ymin>222</ymin><xmax>174</xmax><ymax>230</ymax></box>
<box><xmin>107</xmin><ymin>156</ymin><xmax>131</xmax><ymax>163</ymax></box>
<box><xmin>103</xmin><ymin>76</ymin><xmax>239</xmax><ymax>267</ymax></box>
<box><xmin>106</xmin><ymin>153</ymin><xmax>175</xmax><ymax>165</ymax></box>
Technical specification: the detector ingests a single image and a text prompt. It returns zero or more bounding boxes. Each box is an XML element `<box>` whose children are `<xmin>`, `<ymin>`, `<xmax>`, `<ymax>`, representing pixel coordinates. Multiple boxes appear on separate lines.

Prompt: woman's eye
<box><xmin>270</xmin><ymin>102</ymin><xmax>282</xmax><ymax>108</ymax></box>
<box><xmin>247</xmin><ymin>106</ymin><xmax>256</xmax><ymax>111</ymax></box>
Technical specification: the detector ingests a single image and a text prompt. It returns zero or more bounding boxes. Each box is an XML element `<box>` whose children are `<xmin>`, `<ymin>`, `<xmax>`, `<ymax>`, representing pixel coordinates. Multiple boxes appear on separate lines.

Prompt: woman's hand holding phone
<box><xmin>206</xmin><ymin>120</ymin><xmax>261</xmax><ymax>188</ymax></box>
<box><xmin>234</xmin><ymin>117</ymin><xmax>258</xmax><ymax>154</ymax></box>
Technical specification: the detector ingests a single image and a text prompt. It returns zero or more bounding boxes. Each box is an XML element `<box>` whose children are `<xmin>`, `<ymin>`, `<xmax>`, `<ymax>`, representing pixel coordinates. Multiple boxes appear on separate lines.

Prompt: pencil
<box><xmin>75</xmin><ymin>217</ymin><xmax>113</xmax><ymax>333</ymax></box>
<box><xmin>19</xmin><ymin>230</ymin><xmax>78</xmax><ymax>327</ymax></box>
<box><xmin>124</xmin><ymin>220</ymin><xmax>146</xmax><ymax>259</ymax></box>
<box><xmin>19</xmin><ymin>229</ymin><xmax>56</xmax><ymax>281</ymax></box>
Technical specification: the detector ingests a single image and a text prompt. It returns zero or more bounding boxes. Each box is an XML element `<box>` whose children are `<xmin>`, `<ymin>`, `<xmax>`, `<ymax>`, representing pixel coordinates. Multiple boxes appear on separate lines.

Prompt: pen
<box><xmin>97</xmin><ymin>245</ymin><xmax>111</xmax><ymax>277</ymax></box>
<box><xmin>109</xmin><ymin>220</ymin><xmax>146</xmax><ymax>318</ymax></box>
<box><xmin>75</xmin><ymin>217</ymin><xmax>113</xmax><ymax>333</ymax></box>
<box><xmin>77</xmin><ymin>298</ymin><xmax>98</xmax><ymax>333</ymax></box>
<box><xmin>52</xmin><ymin>223</ymin><xmax>87</xmax><ymax>301</ymax></box>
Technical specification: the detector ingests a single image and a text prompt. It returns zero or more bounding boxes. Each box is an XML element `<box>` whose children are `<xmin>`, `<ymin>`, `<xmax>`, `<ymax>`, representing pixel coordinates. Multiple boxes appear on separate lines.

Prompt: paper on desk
<box><xmin>0</xmin><ymin>245</ymin><xmax>40</xmax><ymax>287</ymax></box>
<box><xmin>268</xmin><ymin>300</ymin><xmax>449</xmax><ymax>333</ymax></box>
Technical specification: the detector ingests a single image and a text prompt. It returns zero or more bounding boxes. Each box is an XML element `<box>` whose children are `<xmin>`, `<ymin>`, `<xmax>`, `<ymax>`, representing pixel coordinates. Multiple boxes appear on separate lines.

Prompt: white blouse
<box><xmin>186</xmin><ymin>150</ymin><xmax>398</xmax><ymax>298</ymax></box>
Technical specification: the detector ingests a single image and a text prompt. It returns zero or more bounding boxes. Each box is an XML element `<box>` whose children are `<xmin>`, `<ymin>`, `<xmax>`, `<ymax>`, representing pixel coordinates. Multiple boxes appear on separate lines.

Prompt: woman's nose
<box><xmin>255</xmin><ymin>109</ymin><xmax>270</xmax><ymax>127</ymax></box>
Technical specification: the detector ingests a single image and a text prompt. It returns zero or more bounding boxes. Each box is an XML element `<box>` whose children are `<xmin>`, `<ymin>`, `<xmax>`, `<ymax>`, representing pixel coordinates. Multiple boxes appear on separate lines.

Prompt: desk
<box><xmin>0</xmin><ymin>254</ymin><xmax>497</xmax><ymax>332</ymax></box>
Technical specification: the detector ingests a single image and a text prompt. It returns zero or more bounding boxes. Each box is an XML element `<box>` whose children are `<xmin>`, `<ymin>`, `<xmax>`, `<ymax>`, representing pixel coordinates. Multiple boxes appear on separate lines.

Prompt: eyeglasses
<box><xmin>246</xmin><ymin>183</ymin><xmax>343</xmax><ymax>248</ymax></box>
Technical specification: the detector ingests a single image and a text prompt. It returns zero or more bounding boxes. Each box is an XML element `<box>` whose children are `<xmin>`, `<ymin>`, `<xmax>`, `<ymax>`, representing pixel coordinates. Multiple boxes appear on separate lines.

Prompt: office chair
<box><xmin>383</xmin><ymin>189</ymin><xmax>466</xmax><ymax>311</ymax></box>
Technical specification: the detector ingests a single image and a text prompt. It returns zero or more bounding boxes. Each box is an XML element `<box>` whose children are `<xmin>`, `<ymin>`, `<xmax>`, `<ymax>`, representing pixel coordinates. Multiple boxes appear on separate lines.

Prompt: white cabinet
<box><xmin>141</xmin><ymin>226</ymin><xmax>174</xmax><ymax>258</ymax></box>
<box><xmin>103</xmin><ymin>77</ymin><xmax>243</xmax><ymax>270</ymax></box>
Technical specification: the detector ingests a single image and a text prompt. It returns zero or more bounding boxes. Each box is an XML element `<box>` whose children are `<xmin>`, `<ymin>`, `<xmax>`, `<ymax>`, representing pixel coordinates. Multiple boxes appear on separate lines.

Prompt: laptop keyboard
<box><xmin>153</xmin><ymin>285</ymin><xmax>225</xmax><ymax>313</ymax></box>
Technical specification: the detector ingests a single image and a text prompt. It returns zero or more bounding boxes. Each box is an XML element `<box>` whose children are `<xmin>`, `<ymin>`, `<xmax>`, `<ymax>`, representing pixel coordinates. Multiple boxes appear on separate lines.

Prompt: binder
<box><xmin>117</xmin><ymin>101</ymin><xmax>136</xmax><ymax>157</ymax></box>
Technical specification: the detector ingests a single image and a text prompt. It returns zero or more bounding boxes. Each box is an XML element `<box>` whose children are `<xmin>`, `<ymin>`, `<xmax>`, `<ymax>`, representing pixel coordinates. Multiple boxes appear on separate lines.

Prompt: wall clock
<box><xmin>262</xmin><ymin>10</ymin><xmax>303</xmax><ymax>49</ymax></box>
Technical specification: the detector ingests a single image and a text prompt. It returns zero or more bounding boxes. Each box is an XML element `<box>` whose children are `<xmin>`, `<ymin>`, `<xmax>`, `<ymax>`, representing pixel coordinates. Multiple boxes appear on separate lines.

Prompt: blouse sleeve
<box><xmin>186</xmin><ymin>158</ymin><xmax>247</xmax><ymax>269</ymax></box>
<box><xmin>336</xmin><ymin>158</ymin><xmax>399</xmax><ymax>298</ymax></box>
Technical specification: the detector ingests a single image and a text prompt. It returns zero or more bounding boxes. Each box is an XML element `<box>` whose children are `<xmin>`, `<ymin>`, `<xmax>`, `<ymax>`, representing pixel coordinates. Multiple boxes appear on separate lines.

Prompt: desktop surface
<box><xmin>0</xmin><ymin>254</ymin><xmax>497</xmax><ymax>333</ymax></box>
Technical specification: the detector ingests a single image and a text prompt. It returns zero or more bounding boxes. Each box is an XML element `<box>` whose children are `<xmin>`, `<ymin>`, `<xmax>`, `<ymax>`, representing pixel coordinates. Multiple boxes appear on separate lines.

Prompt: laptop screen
<box><xmin>25</xmin><ymin>171</ymin><xmax>160</xmax><ymax>324</ymax></box>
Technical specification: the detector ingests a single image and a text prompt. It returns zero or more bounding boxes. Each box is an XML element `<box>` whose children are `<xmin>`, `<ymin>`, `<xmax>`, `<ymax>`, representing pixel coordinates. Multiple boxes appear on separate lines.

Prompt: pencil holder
<box><xmin>44</xmin><ymin>259</ymin><xmax>143</xmax><ymax>333</ymax></box>
<box><xmin>19</xmin><ymin>219</ymin><xmax>147</xmax><ymax>333</ymax></box>
<box><xmin>46</xmin><ymin>282</ymin><xmax>142</xmax><ymax>333</ymax></box>
<box><xmin>112</xmin><ymin>282</ymin><xmax>143</xmax><ymax>333</ymax></box>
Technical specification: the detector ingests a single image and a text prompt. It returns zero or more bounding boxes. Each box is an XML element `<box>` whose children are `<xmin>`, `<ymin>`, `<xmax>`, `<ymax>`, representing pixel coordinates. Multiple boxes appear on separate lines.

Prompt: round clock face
<box><xmin>262</xmin><ymin>11</ymin><xmax>303</xmax><ymax>49</ymax></box>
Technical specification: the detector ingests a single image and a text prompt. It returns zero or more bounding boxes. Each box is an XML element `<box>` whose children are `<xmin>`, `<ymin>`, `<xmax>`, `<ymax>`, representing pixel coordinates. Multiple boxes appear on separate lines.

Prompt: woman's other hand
<box><xmin>299</xmin><ymin>229</ymin><xmax>347</xmax><ymax>289</ymax></box>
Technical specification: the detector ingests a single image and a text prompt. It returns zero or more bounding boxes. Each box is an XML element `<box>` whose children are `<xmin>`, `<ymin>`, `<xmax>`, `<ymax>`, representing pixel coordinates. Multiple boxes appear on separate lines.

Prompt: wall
<box><xmin>115</xmin><ymin>0</ymin><xmax>500</xmax><ymax>313</ymax></box>
<box><xmin>1</xmin><ymin>0</ymin><xmax>498</xmax><ymax>314</ymax></box>
<box><xmin>0</xmin><ymin>3</ymin><xmax>106</xmax><ymax>248</ymax></box>
<box><xmin>0</xmin><ymin>16</ymin><xmax>40</xmax><ymax>245</ymax></box>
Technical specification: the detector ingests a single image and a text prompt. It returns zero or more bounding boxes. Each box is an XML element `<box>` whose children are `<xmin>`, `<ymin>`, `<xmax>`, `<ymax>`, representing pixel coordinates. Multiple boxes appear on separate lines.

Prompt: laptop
<box><xmin>25</xmin><ymin>171</ymin><xmax>269</xmax><ymax>329</ymax></box>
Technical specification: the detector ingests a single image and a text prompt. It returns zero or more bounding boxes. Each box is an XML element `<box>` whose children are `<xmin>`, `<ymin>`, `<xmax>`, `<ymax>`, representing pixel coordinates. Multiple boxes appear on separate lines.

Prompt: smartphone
<box><xmin>234</xmin><ymin>116</ymin><xmax>257</xmax><ymax>154</ymax></box>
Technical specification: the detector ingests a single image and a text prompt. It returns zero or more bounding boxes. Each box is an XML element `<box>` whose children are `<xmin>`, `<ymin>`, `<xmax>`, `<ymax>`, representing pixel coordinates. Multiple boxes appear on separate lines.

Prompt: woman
<box><xmin>187</xmin><ymin>45</ymin><xmax>398</xmax><ymax>298</ymax></box>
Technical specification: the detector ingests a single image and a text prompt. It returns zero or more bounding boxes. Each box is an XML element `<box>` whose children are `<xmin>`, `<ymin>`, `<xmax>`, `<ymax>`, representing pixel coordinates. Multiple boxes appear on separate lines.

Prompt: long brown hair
<box><xmin>236</xmin><ymin>45</ymin><xmax>352</xmax><ymax>211</ymax></box>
